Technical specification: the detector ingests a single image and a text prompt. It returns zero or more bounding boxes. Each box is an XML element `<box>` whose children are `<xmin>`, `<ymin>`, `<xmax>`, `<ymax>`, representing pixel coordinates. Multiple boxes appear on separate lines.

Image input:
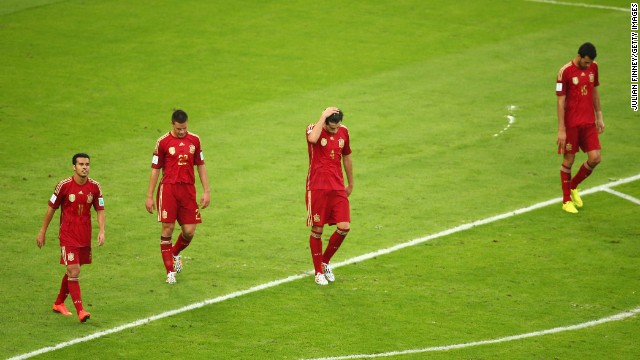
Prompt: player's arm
<box><xmin>307</xmin><ymin>107</ymin><xmax>340</xmax><ymax>144</ymax></box>
<box><xmin>146</xmin><ymin>168</ymin><xmax>161</xmax><ymax>213</ymax></box>
<box><xmin>197</xmin><ymin>164</ymin><xmax>211</xmax><ymax>209</ymax></box>
<box><xmin>96</xmin><ymin>209</ymin><xmax>106</xmax><ymax>246</ymax></box>
<box><xmin>343</xmin><ymin>153</ymin><xmax>354</xmax><ymax>196</ymax></box>
<box><xmin>593</xmin><ymin>86</ymin><xmax>604</xmax><ymax>134</ymax></box>
<box><xmin>556</xmin><ymin>94</ymin><xmax>567</xmax><ymax>152</ymax></box>
<box><xmin>36</xmin><ymin>206</ymin><xmax>56</xmax><ymax>248</ymax></box>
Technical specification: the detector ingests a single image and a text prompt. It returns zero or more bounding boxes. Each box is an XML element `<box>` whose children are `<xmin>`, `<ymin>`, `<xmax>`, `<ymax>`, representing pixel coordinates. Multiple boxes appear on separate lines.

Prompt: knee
<box><xmin>588</xmin><ymin>154</ymin><xmax>601</xmax><ymax>167</ymax></box>
<box><xmin>66</xmin><ymin>266</ymin><xmax>80</xmax><ymax>278</ymax></box>
<box><xmin>182</xmin><ymin>231</ymin><xmax>194</xmax><ymax>241</ymax></box>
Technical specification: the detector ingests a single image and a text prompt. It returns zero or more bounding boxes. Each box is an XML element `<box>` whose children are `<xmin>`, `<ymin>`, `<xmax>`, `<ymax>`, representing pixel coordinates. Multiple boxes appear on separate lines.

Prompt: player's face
<box><xmin>325</xmin><ymin>122</ymin><xmax>341</xmax><ymax>134</ymax></box>
<box><xmin>576</xmin><ymin>56</ymin><xmax>594</xmax><ymax>70</ymax></box>
<box><xmin>73</xmin><ymin>158</ymin><xmax>90</xmax><ymax>178</ymax></box>
<box><xmin>172</xmin><ymin>121</ymin><xmax>188</xmax><ymax>138</ymax></box>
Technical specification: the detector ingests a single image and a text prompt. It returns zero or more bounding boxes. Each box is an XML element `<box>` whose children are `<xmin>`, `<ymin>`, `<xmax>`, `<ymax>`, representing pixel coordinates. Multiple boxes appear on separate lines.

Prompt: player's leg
<box><xmin>63</xmin><ymin>247</ymin><xmax>91</xmax><ymax>322</ymax></box>
<box><xmin>569</xmin><ymin>127</ymin><xmax>602</xmax><ymax>207</ymax></box>
<box><xmin>560</xmin><ymin>128</ymin><xmax>578</xmax><ymax>213</ymax></box>
<box><xmin>172</xmin><ymin>224</ymin><xmax>195</xmax><ymax>273</ymax></box>
<box><xmin>307</xmin><ymin>190</ymin><xmax>328</xmax><ymax>285</ymax></box>
<box><xmin>52</xmin><ymin>265</ymin><xmax>72</xmax><ymax>316</ymax></box>
<box><xmin>172</xmin><ymin>185</ymin><xmax>201</xmax><ymax>273</ymax></box>
<box><xmin>322</xmin><ymin>191</ymin><xmax>351</xmax><ymax>282</ymax></box>
<box><xmin>161</xmin><ymin>222</ymin><xmax>177</xmax><ymax>283</ymax></box>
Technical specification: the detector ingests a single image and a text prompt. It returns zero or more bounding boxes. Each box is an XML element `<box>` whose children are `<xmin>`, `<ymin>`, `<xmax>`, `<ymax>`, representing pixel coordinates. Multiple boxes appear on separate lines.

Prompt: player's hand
<box><xmin>145</xmin><ymin>197</ymin><xmax>156</xmax><ymax>213</ymax></box>
<box><xmin>556</xmin><ymin>129</ymin><xmax>567</xmax><ymax>154</ymax></box>
<box><xmin>345</xmin><ymin>184</ymin><xmax>353</xmax><ymax>197</ymax></box>
<box><xmin>36</xmin><ymin>232</ymin><xmax>45</xmax><ymax>249</ymax></box>
<box><xmin>97</xmin><ymin>231</ymin><xmax>105</xmax><ymax>246</ymax></box>
<box><xmin>321</xmin><ymin>107</ymin><xmax>340</xmax><ymax>120</ymax></box>
<box><xmin>596</xmin><ymin>119</ymin><xmax>605</xmax><ymax>134</ymax></box>
<box><xmin>200</xmin><ymin>192</ymin><xmax>211</xmax><ymax>209</ymax></box>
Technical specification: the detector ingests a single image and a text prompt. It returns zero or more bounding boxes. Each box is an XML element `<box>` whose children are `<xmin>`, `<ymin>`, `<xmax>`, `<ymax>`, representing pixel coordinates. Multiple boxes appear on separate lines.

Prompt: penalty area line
<box><xmin>8</xmin><ymin>174</ymin><xmax>640</xmax><ymax>360</ymax></box>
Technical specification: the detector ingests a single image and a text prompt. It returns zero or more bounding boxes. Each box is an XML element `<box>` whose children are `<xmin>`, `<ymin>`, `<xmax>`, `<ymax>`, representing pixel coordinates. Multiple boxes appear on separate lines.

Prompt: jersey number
<box><xmin>178</xmin><ymin>154</ymin><xmax>189</xmax><ymax>165</ymax></box>
<box><xmin>581</xmin><ymin>85</ymin><xmax>588</xmax><ymax>96</ymax></box>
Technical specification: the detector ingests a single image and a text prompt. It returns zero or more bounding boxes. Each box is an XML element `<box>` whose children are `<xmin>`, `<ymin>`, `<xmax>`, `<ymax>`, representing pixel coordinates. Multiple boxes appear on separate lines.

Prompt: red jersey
<box><xmin>49</xmin><ymin>177</ymin><xmax>105</xmax><ymax>247</ymax></box>
<box><xmin>306</xmin><ymin>124</ymin><xmax>352</xmax><ymax>191</ymax></box>
<box><xmin>152</xmin><ymin>131</ymin><xmax>205</xmax><ymax>184</ymax></box>
<box><xmin>556</xmin><ymin>60</ymin><xmax>599</xmax><ymax>127</ymax></box>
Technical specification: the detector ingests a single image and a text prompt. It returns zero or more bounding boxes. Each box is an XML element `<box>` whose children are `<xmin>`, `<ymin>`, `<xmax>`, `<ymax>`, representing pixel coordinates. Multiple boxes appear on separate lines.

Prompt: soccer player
<box><xmin>36</xmin><ymin>153</ymin><xmax>105</xmax><ymax>323</ymax></box>
<box><xmin>556</xmin><ymin>42</ymin><xmax>605</xmax><ymax>214</ymax></box>
<box><xmin>146</xmin><ymin>109</ymin><xmax>211</xmax><ymax>284</ymax></box>
<box><xmin>306</xmin><ymin>107</ymin><xmax>354</xmax><ymax>285</ymax></box>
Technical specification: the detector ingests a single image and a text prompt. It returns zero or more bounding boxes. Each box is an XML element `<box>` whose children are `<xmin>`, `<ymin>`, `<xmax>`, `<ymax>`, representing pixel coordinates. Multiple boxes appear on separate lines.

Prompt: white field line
<box><xmin>525</xmin><ymin>0</ymin><xmax>629</xmax><ymax>12</ymax></box>
<box><xmin>8</xmin><ymin>174</ymin><xmax>640</xmax><ymax>360</ymax></box>
<box><xmin>302</xmin><ymin>307</ymin><xmax>640</xmax><ymax>360</ymax></box>
<box><xmin>602</xmin><ymin>187</ymin><xmax>640</xmax><ymax>205</ymax></box>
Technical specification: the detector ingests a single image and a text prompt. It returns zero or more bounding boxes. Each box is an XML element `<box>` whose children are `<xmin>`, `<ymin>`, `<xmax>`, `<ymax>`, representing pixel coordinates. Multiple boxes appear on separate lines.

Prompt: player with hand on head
<box><xmin>37</xmin><ymin>153</ymin><xmax>105</xmax><ymax>323</ymax></box>
<box><xmin>305</xmin><ymin>107</ymin><xmax>354</xmax><ymax>285</ymax></box>
<box><xmin>146</xmin><ymin>109</ymin><xmax>211</xmax><ymax>284</ymax></box>
<box><xmin>556</xmin><ymin>42</ymin><xmax>605</xmax><ymax>213</ymax></box>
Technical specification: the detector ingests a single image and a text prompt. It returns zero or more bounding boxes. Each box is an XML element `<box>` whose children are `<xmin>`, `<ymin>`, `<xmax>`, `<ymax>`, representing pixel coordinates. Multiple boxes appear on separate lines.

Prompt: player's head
<box><xmin>72</xmin><ymin>152</ymin><xmax>90</xmax><ymax>165</ymax></box>
<box><xmin>576</xmin><ymin>42</ymin><xmax>597</xmax><ymax>69</ymax></box>
<box><xmin>578</xmin><ymin>42</ymin><xmax>597</xmax><ymax>60</ymax></box>
<box><xmin>325</xmin><ymin>109</ymin><xmax>343</xmax><ymax>134</ymax></box>
<box><xmin>172</xmin><ymin>109</ymin><xmax>188</xmax><ymax>124</ymax></box>
<box><xmin>72</xmin><ymin>153</ymin><xmax>90</xmax><ymax>177</ymax></box>
<box><xmin>171</xmin><ymin>109</ymin><xmax>189</xmax><ymax>138</ymax></box>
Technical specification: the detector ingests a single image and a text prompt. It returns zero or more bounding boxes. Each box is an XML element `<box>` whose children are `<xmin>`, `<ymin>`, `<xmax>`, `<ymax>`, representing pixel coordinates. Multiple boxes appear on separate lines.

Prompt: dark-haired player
<box><xmin>556</xmin><ymin>42</ymin><xmax>605</xmax><ymax>213</ymax></box>
<box><xmin>305</xmin><ymin>107</ymin><xmax>354</xmax><ymax>285</ymax></box>
<box><xmin>146</xmin><ymin>109</ymin><xmax>211</xmax><ymax>284</ymax></box>
<box><xmin>37</xmin><ymin>153</ymin><xmax>105</xmax><ymax>322</ymax></box>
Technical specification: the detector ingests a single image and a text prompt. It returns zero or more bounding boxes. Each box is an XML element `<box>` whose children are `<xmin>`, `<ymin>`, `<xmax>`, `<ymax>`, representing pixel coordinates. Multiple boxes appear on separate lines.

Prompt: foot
<box><xmin>314</xmin><ymin>273</ymin><xmax>328</xmax><ymax>286</ymax></box>
<box><xmin>172</xmin><ymin>254</ymin><xmax>182</xmax><ymax>273</ymax></box>
<box><xmin>562</xmin><ymin>201</ymin><xmax>578</xmax><ymax>214</ymax></box>
<box><xmin>570</xmin><ymin>188</ymin><xmax>583</xmax><ymax>208</ymax></box>
<box><xmin>52</xmin><ymin>303</ymin><xmax>72</xmax><ymax>316</ymax></box>
<box><xmin>322</xmin><ymin>262</ymin><xmax>335</xmax><ymax>282</ymax></box>
<box><xmin>166</xmin><ymin>271</ymin><xmax>177</xmax><ymax>284</ymax></box>
<box><xmin>78</xmin><ymin>310</ymin><xmax>91</xmax><ymax>323</ymax></box>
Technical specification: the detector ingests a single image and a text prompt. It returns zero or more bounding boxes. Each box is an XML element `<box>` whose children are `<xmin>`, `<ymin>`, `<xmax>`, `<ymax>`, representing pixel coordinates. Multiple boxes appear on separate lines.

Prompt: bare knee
<box><xmin>66</xmin><ymin>265</ymin><xmax>81</xmax><ymax>278</ymax></box>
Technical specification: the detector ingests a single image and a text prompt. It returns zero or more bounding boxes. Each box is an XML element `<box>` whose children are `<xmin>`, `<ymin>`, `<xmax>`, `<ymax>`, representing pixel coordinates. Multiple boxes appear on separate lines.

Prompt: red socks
<box><xmin>67</xmin><ymin>277</ymin><xmax>83</xmax><ymax>312</ymax></box>
<box><xmin>54</xmin><ymin>274</ymin><xmax>69</xmax><ymax>305</ymax></box>
<box><xmin>309</xmin><ymin>230</ymin><xmax>323</xmax><ymax>274</ymax></box>
<box><xmin>561</xmin><ymin>166</ymin><xmax>572</xmax><ymax>203</ymax></box>
<box><xmin>172</xmin><ymin>233</ymin><xmax>191</xmax><ymax>257</ymax></box>
<box><xmin>570</xmin><ymin>162</ymin><xmax>594</xmax><ymax>190</ymax></box>
<box><xmin>310</xmin><ymin>228</ymin><xmax>350</xmax><ymax>274</ymax></box>
<box><xmin>160</xmin><ymin>237</ymin><xmax>174</xmax><ymax>273</ymax></box>
<box><xmin>323</xmin><ymin>228</ymin><xmax>350</xmax><ymax>263</ymax></box>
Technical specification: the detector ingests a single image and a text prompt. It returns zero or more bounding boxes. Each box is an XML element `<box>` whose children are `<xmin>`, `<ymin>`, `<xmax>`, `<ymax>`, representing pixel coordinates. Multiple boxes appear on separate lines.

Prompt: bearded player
<box><xmin>556</xmin><ymin>42</ymin><xmax>605</xmax><ymax>213</ymax></box>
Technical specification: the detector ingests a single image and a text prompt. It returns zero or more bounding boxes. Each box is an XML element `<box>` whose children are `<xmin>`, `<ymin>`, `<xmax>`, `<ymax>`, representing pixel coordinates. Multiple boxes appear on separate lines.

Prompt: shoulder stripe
<box><xmin>154</xmin><ymin>132</ymin><xmax>171</xmax><ymax>154</ymax></box>
<box><xmin>557</xmin><ymin>61</ymin><xmax>572</xmax><ymax>81</ymax></box>
<box><xmin>54</xmin><ymin>177</ymin><xmax>73</xmax><ymax>194</ymax></box>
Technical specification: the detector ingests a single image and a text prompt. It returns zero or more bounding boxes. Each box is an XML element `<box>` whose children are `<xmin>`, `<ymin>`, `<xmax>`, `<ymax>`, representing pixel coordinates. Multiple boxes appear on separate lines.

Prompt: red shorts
<box><xmin>560</xmin><ymin>124</ymin><xmax>601</xmax><ymax>154</ymax></box>
<box><xmin>157</xmin><ymin>183</ymin><xmax>202</xmax><ymax>225</ymax></box>
<box><xmin>60</xmin><ymin>246</ymin><xmax>92</xmax><ymax>265</ymax></box>
<box><xmin>306</xmin><ymin>189</ymin><xmax>350</xmax><ymax>227</ymax></box>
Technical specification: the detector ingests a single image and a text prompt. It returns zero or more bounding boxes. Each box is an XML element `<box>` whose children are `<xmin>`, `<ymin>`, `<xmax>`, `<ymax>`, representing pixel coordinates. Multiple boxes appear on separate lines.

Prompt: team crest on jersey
<box><xmin>313</xmin><ymin>214</ymin><xmax>321</xmax><ymax>223</ymax></box>
<box><xmin>321</xmin><ymin>138</ymin><xmax>327</xmax><ymax>146</ymax></box>
<box><xmin>189</xmin><ymin>145</ymin><xmax>195</xmax><ymax>154</ymax></box>
<box><xmin>589</xmin><ymin>73</ymin><xmax>594</xmax><ymax>82</ymax></box>
<box><xmin>572</xmin><ymin>77</ymin><xmax>579</xmax><ymax>85</ymax></box>
<box><xmin>87</xmin><ymin>193</ymin><xmax>93</xmax><ymax>204</ymax></box>
<box><xmin>68</xmin><ymin>194</ymin><xmax>76</xmax><ymax>203</ymax></box>
<box><xmin>169</xmin><ymin>147</ymin><xmax>176</xmax><ymax>155</ymax></box>
<box><xmin>162</xmin><ymin>210</ymin><xmax>168</xmax><ymax>219</ymax></box>
<box><xmin>338</xmin><ymin>138</ymin><xmax>345</xmax><ymax>148</ymax></box>
<box><xmin>565</xmin><ymin>143</ymin><xmax>573</xmax><ymax>152</ymax></box>
<box><xmin>68</xmin><ymin>252</ymin><xmax>75</xmax><ymax>262</ymax></box>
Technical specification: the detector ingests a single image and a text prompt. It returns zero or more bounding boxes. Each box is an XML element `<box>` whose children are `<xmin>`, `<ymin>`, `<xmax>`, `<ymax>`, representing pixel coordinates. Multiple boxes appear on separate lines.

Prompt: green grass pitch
<box><xmin>1</xmin><ymin>0</ymin><xmax>639</xmax><ymax>359</ymax></box>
